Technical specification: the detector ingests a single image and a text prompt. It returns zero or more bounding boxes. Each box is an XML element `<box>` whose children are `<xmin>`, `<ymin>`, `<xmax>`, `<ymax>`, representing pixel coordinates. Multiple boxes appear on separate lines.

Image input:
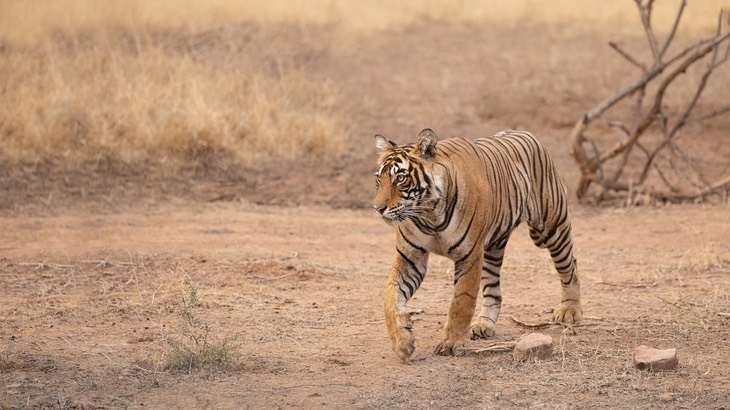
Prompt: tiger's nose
<box><xmin>374</xmin><ymin>205</ymin><xmax>387</xmax><ymax>215</ymax></box>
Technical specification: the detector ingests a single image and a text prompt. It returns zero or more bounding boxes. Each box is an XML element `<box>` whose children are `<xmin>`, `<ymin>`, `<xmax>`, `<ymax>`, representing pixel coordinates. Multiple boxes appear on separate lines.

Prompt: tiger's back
<box><xmin>474</xmin><ymin>130</ymin><xmax>570</xmax><ymax>235</ymax></box>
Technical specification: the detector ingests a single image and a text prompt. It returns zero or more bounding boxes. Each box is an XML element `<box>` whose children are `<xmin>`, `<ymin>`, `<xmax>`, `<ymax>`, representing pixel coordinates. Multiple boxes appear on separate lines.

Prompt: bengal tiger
<box><xmin>373</xmin><ymin>128</ymin><xmax>581</xmax><ymax>361</ymax></box>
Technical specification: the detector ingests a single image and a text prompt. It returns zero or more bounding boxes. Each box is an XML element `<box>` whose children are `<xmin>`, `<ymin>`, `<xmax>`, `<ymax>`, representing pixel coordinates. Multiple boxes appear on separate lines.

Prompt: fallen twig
<box><xmin>511</xmin><ymin>316</ymin><xmax>556</xmax><ymax>329</ymax></box>
<box><xmin>461</xmin><ymin>341</ymin><xmax>517</xmax><ymax>354</ymax></box>
<box><xmin>511</xmin><ymin>317</ymin><xmax>584</xmax><ymax>334</ymax></box>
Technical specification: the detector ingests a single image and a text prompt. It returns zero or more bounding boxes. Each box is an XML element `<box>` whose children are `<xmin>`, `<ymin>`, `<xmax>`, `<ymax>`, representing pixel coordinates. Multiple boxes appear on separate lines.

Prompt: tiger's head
<box><xmin>373</xmin><ymin>128</ymin><xmax>442</xmax><ymax>225</ymax></box>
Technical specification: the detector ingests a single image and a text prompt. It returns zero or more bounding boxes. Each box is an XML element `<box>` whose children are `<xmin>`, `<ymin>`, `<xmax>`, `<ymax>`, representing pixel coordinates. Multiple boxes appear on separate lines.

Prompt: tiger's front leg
<box><xmin>384</xmin><ymin>244</ymin><xmax>428</xmax><ymax>361</ymax></box>
<box><xmin>435</xmin><ymin>251</ymin><xmax>482</xmax><ymax>356</ymax></box>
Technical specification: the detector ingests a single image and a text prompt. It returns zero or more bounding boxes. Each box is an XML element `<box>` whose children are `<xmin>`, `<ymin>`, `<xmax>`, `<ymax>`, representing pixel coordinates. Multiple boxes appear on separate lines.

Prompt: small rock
<box><xmin>658</xmin><ymin>392</ymin><xmax>675</xmax><ymax>402</ymax></box>
<box><xmin>513</xmin><ymin>333</ymin><xmax>554</xmax><ymax>362</ymax></box>
<box><xmin>633</xmin><ymin>345</ymin><xmax>678</xmax><ymax>371</ymax></box>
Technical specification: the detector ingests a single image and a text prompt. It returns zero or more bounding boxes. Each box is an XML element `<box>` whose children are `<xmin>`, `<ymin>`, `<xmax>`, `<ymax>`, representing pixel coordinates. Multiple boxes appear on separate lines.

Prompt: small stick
<box><xmin>511</xmin><ymin>317</ymin><xmax>587</xmax><ymax>333</ymax></box>
<box><xmin>461</xmin><ymin>341</ymin><xmax>517</xmax><ymax>354</ymax></box>
<box><xmin>609</xmin><ymin>41</ymin><xmax>646</xmax><ymax>71</ymax></box>
<box><xmin>511</xmin><ymin>316</ymin><xmax>555</xmax><ymax>329</ymax></box>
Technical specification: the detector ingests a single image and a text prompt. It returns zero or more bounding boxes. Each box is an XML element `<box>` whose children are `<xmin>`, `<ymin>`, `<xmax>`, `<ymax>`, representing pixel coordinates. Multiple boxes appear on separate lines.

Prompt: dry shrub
<box><xmin>0</xmin><ymin>38</ymin><xmax>344</xmax><ymax>167</ymax></box>
<box><xmin>163</xmin><ymin>281</ymin><xmax>240</xmax><ymax>373</ymax></box>
<box><xmin>678</xmin><ymin>242</ymin><xmax>729</xmax><ymax>273</ymax></box>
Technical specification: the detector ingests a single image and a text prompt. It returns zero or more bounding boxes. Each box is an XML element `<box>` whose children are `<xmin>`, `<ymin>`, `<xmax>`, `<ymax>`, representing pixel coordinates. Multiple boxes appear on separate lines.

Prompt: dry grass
<box><xmin>161</xmin><ymin>279</ymin><xmax>240</xmax><ymax>373</ymax></box>
<box><xmin>1</xmin><ymin>0</ymin><xmax>726</xmax><ymax>168</ymax></box>
<box><xmin>0</xmin><ymin>35</ymin><xmax>343</xmax><ymax>166</ymax></box>
<box><xmin>1</xmin><ymin>0</ymin><xmax>727</xmax><ymax>46</ymax></box>
<box><xmin>678</xmin><ymin>242</ymin><xmax>730</xmax><ymax>273</ymax></box>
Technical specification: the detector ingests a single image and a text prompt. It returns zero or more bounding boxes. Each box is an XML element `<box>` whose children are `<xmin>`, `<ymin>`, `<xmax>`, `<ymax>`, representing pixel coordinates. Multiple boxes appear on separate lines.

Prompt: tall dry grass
<box><xmin>0</xmin><ymin>0</ymin><xmax>727</xmax><ymax>166</ymax></box>
<box><xmin>0</xmin><ymin>3</ymin><xmax>349</xmax><ymax>167</ymax></box>
<box><xmin>0</xmin><ymin>39</ymin><xmax>342</xmax><ymax>165</ymax></box>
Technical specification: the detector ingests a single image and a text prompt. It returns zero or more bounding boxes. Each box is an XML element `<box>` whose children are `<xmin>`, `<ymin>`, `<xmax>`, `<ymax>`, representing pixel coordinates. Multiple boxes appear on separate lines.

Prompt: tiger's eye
<box><xmin>395</xmin><ymin>175</ymin><xmax>406</xmax><ymax>185</ymax></box>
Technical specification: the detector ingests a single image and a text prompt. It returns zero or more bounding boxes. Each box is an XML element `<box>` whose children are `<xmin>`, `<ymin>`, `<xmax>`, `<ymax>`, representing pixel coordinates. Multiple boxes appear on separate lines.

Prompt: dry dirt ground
<box><xmin>1</xmin><ymin>203</ymin><xmax>729</xmax><ymax>409</ymax></box>
<box><xmin>2</xmin><ymin>22</ymin><xmax>730</xmax><ymax>410</ymax></box>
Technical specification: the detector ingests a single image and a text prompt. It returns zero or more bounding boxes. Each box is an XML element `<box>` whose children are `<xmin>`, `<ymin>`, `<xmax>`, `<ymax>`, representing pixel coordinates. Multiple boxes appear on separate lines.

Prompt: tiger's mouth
<box><xmin>379</xmin><ymin>212</ymin><xmax>406</xmax><ymax>226</ymax></box>
<box><xmin>376</xmin><ymin>203</ymin><xmax>425</xmax><ymax>226</ymax></box>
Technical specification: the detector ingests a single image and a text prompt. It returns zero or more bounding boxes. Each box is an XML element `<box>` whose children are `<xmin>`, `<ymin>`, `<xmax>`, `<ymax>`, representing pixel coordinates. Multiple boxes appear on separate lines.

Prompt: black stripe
<box><xmin>397</xmin><ymin>247</ymin><xmax>422</xmax><ymax>279</ymax></box>
<box><xmin>552</xmin><ymin>243</ymin><xmax>574</xmax><ymax>266</ymax></box>
<box><xmin>482</xmin><ymin>281</ymin><xmax>501</xmax><ymax>288</ymax></box>
<box><xmin>483</xmin><ymin>253</ymin><xmax>504</xmax><ymax>265</ymax></box>
<box><xmin>412</xmin><ymin>164</ymin><xmax>456</xmax><ymax>235</ymax></box>
<box><xmin>560</xmin><ymin>272</ymin><xmax>575</xmax><ymax>286</ymax></box>
<box><xmin>455</xmin><ymin>232</ymin><xmax>484</xmax><ymax>267</ymax></box>
<box><xmin>549</xmin><ymin>230</ymin><xmax>571</xmax><ymax>258</ymax></box>
<box><xmin>398</xmin><ymin>227</ymin><xmax>427</xmax><ymax>253</ymax></box>
<box><xmin>482</xmin><ymin>266</ymin><xmax>501</xmax><ymax>277</ymax></box>
<box><xmin>544</xmin><ymin>210</ymin><xmax>568</xmax><ymax>242</ymax></box>
<box><xmin>448</xmin><ymin>209</ymin><xmax>477</xmax><ymax>254</ymax></box>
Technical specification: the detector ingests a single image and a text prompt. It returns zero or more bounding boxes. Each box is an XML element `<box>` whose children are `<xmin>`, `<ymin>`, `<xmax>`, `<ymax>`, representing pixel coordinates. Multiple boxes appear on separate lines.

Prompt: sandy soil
<box><xmin>1</xmin><ymin>202</ymin><xmax>728</xmax><ymax>409</ymax></box>
<box><xmin>1</xmin><ymin>21</ymin><xmax>729</xmax><ymax>410</ymax></box>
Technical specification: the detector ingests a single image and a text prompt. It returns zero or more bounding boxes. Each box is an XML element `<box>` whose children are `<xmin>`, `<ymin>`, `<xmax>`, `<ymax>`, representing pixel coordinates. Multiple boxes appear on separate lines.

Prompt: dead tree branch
<box><xmin>570</xmin><ymin>3</ymin><xmax>730</xmax><ymax>204</ymax></box>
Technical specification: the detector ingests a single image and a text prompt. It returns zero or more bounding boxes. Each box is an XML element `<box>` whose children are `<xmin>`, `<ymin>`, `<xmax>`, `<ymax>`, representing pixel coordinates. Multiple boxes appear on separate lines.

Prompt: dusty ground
<box><xmin>2</xmin><ymin>21</ymin><xmax>730</xmax><ymax>410</ymax></box>
<box><xmin>1</xmin><ymin>203</ymin><xmax>729</xmax><ymax>409</ymax></box>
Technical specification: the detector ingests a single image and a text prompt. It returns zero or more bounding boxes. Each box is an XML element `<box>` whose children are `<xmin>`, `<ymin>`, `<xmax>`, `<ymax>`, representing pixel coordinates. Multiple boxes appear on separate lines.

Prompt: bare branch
<box><xmin>653</xmin><ymin>160</ymin><xmax>681</xmax><ymax>193</ymax></box>
<box><xmin>660</xmin><ymin>0</ymin><xmax>687</xmax><ymax>58</ymax></box>
<box><xmin>610</xmin><ymin>143</ymin><xmax>634</xmax><ymax>184</ymax></box>
<box><xmin>608</xmin><ymin>121</ymin><xmax>631</xmax><ymax>136</ymax></box>
<box><xmin>638</xmin><ymin>148</ymin><xmax>658</xmax><ymax>186</ymax></box>
<box><xmin>689</xmin><ymin>106</ymin><xmax>730</xmax><ymax>122</ymax></box>
<box><xmin>669</xmin><ymin>143</ymin><xmax>710</xmax><ymax>190</ymax></box>
<box><xmin>643</xmin><ymin>27</ymin><xmax>730</xmax><ymax>175</ymax></box>
<box><xmin>599</xmin><ymin>32</ymin><xmax>730</xmax><ymax>164</ymax></box>
<box><xmin>571</xmin><ymin>2</ymin><xmax>730</xmax><ymax>203</ymax></box>
<box><xmin>699</xmin><ymin>175</ymin><xmax>730</xmax><ymax>196</ymax></box>
<box><xmin>579</xmin><ymin>37</ymin><xmax>712</xmax><ymax>124</ymax></box>
<box><xmin>668</xmin><ymin>140</ymin><xmax>713</xmax><ymax>190</ymax></box>
<box><xmin>636</xmin><ymin>0</ymin><xmax>662</xmax><ymax>62</ymax></box>
<box><xmin>570</xmin><ymin>116</ymin><xmax>591</xmax><ymax>174</ymax></box>
<box><xmin>609</xmin><ymin>41</ymin><xmax>646</xmax><ymax>71</ymax></box>
<box><xmin>666</xmin><ymin>49</ymin><xmax>717</xmax><ymax>139</ymax></box>
<box><xmin>658</xmin><ymin>175</ymin><xmax>730</xmax><ymax>201</ymax></box>
<box><xmin>632</xmin><ymin>85</ymin><xmax>647</xmax><ymax>125</ymax></box>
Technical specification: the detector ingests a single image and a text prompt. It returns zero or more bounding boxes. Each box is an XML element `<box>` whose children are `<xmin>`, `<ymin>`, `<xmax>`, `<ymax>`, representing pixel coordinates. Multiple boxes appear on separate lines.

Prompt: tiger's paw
<box><xmin>386</xmin><ymin>312</ymin><xmax>415</xmax><ymax>361</ymax></box>
<box><xmin>391</xmin><ymin>327</ymin><xmax>416</xmax><ymax>361</ymax></box>
<box><xmin>470</xmin><ymin>321</ymin><xmax>496</xmax><ymax>340</ymax></box>
<box><xmin>553</xmin><ymin>300</ymin><xmax>582</xmax><ymax>324</ymax></box>
<box><xmin>434</xmin><ymin>337</ymin><xmax>466</xmax><ymax>356</ymax></box>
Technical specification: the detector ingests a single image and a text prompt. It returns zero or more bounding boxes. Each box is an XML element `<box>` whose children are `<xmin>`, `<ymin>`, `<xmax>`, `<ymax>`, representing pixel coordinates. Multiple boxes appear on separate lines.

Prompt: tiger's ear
<box><xmin>417</xmin><ymin>128</ymin><xmax>438</xmax><ymax>160</ymax></box>
<box><xmin>374</xmin><ymin>134</ymin><xmax>397</xmax><ymax>152</ymax></box>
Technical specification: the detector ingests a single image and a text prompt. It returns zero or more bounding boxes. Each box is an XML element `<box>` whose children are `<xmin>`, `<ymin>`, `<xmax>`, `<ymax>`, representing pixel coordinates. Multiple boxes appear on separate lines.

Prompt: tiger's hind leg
<box><xmin>529</xmin><ymin>221</ymin><xmax>582</xmax><ymax>323</ymax></box>
<box><xmin>470</xmin><ymin>244</ymin><xmax>506</xmax><ymax>339</ymax></box>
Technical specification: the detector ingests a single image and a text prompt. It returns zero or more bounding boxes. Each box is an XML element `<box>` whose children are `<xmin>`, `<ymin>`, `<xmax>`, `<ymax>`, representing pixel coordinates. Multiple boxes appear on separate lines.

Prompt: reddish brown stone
<box><xmin>633</xmin><ymin>345</ymin><xmax>678</xmax><ymax>371</ymax></box>
<box><xmin>513</xmin><ymin>333</ymin><xmax>554</xmax><ymax>362</ymax></box>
